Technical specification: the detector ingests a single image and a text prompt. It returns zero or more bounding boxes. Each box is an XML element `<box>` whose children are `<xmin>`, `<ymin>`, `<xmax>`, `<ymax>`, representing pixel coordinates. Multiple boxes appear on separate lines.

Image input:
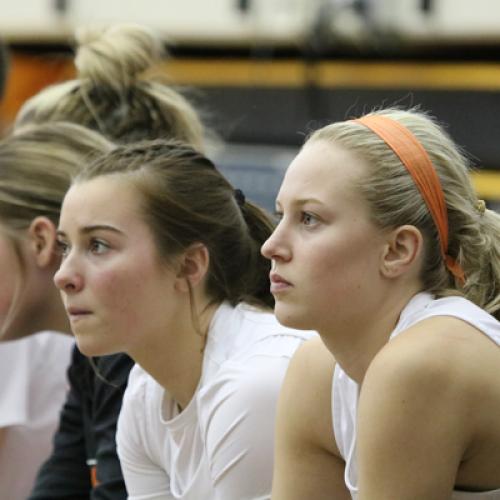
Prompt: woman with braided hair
<box><xmin>0</xmin><ymin>122</ymin><xmax>113</xmax><ymax>499</ymax></box>
<box><xmin>54</xmin><ymin>140</ymin><xmax>314</xmax><ymax>500</ymax></box>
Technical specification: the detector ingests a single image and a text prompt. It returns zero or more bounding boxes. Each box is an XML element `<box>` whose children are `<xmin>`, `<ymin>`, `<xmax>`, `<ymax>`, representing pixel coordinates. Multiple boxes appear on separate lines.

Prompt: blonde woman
<box><xmin>262</xmin><ymin>108</ymin><xmax>500</xmax><ymax>499</ymax></box>
<box><xmin>0</xmin><ymin>122</ymin><xmax>112</xmax><ymax>499</ymax></box>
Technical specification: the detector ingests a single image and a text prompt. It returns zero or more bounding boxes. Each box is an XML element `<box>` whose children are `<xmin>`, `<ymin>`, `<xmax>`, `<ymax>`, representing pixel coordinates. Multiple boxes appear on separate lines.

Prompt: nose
<box><xmin>261</xmin><ymin>222</ymin><xmax>291</xmax><ymax>263</ymax></box>
<box><xmin>53</xmin><ymin>257</ymin><xmax>84</xmax><ymax>294</ymax></box>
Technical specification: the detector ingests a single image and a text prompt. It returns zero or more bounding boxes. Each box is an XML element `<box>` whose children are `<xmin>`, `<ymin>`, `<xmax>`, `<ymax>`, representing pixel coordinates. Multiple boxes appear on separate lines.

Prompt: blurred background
<box><xmin>1</xmin><ymin>0</ymin><xmax>500</xmax><ymax>212</ymax></box>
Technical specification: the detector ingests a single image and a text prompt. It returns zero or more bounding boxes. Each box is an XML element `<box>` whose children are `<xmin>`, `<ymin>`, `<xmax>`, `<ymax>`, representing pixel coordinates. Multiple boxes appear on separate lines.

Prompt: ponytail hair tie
<box><xmin>476</xmin><ymin>199</ymin><xmax>486</xmax><ymax>215</ymax></box>
<box><xmin>234</xmin><ymin>188</ymin><xmax>246</xmax><ymax>207</ymax></box>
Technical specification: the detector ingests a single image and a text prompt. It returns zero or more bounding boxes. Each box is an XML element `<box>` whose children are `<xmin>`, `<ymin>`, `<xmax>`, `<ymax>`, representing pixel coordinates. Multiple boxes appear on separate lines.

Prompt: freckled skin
<box><xmin>55</xmin><ymin>177</ymin><xmax>179</xmax><ymax>357</ymax></box>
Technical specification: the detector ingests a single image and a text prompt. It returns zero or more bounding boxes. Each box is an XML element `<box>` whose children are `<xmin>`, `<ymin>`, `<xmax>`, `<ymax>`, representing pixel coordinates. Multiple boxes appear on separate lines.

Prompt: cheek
<box><xmin>307</xmin><ymin>238</ymin><xmax>373</xmax><ymax>294</ymax></box>
<box><xmin>93</xmin><ymin>269</ymin><xmax>137</xmax><ymax>316</ymax></box>
<box><xmin>307</xmin><ymin>242</ymin><xmax>349</xmax><ymax>278</ymax></box>
<box><xmin>94</xmin><ymin>266</ymin><xmax>159</xmax><ymax>328</ymax></box>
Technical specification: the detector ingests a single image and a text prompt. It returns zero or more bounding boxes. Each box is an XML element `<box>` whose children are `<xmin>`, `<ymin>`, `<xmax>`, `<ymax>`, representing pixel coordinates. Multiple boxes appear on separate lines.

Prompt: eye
<box><xmin>89</xmin><ymin>238</ymin><xmax>109</xmax><ymax>255</ymax></box>
<box><xmin>273</xmin><ymin>210</ymin><xmax>284</xmax><ymax>222</ymax></box>
<box><xmin>301</xmin><ymin>211</ymin><xmax>319</xmax><ymax>226</ymax></box>
<box><xmin>55</xmin><ymin>238</ymin><xmax>70</xmax><ymax>258</ymax></box>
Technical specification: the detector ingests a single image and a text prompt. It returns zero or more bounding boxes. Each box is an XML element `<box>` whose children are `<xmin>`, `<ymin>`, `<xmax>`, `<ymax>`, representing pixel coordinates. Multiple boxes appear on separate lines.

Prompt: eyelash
<box><xmin>273</xmin><ymin>210</ymin><xmax>320</xmax><ymax>227</ymax></box>
<box><xmin>55</xmin><ymin>239</ymin><xmax>69</xmax><ymax>257</ymax></box>
<box><xmin>300</xmin><ymin>212</ymin><xmax>318</xmax><ymax>226</ymax></box>
<box><xmin>89</xmin><ymin>238</ymin><xmax>109</xmax><ymax>254</ymax></box>
<box><xmin>55</xmin><ymin>238</ymin><xmax>110</xmax><ymax>257</ymax></box>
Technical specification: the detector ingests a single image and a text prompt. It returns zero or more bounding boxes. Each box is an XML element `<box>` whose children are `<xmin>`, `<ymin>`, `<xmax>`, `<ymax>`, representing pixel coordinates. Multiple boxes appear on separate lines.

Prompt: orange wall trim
<box><xmin>0</xmin><ymin>54</ymin><xmax>75</xmax><ymax>131</ymax></box>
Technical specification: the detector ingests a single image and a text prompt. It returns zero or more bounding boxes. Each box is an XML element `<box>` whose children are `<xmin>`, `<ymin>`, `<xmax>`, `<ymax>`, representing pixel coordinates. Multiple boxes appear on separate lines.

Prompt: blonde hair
<box><xmin>0</xmin><ymin>121</ymin><xmax>113</xmax><ymax>338</ymax></box>
<box><xmin>1</xmin><ymin>122</ymin><xmax>112</xmax><ymax>228</ymax></box>
<box><xmin>15</xmin><ymin>24</ymin><xmax>205</xmax><ymax>149</ymax></box>
<box><xmin>309</xmin><ymin>108</ymin><xmax>500</xmax><ymax>318</ymax></box>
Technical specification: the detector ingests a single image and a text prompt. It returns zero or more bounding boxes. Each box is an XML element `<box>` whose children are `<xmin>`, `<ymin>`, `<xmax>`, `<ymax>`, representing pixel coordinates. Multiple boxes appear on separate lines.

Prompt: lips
<box><xmin>66</xmin><ymin>306</ymin><xmax>92</xmax><ymax>319</ymax></box>
<box><xmin>269</xmin><ymin>272</ymin><xmax>292</xmax><ymax>293</ymax></box>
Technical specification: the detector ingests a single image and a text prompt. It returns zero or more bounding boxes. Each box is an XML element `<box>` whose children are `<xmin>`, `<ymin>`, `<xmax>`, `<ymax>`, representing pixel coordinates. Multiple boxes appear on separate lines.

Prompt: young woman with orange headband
<box><xmin>262</xmin><ymin>108</ymin><xmax>500</xmax><ymax>499</ymax></box>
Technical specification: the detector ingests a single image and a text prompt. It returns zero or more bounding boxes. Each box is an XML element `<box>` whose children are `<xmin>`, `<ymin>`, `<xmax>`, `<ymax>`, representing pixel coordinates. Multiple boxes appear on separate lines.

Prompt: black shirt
<box><xmin>28</xmin><ymin>347</ymin><xmax>134</xmax><ymax>500</ymax></box>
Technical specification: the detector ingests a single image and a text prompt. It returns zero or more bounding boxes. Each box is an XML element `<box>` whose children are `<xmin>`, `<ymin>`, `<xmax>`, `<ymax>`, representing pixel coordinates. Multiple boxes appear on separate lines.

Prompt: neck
<box><xmin>320</xmin><ymin>285</ymin><xmax>421</xmax><ymax>384</ymax></box>
<box><xmin>131</xmin><ymin>300</ymin><xmax>219</xmax><ymax>410</ymax></box>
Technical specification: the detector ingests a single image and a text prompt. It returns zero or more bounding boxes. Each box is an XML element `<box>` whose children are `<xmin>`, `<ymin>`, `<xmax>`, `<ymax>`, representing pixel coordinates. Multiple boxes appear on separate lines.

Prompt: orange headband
<box><xmin>355</xmin><ymin>115</ymin><xmax>465</xmax><ymax>285</ymax></box>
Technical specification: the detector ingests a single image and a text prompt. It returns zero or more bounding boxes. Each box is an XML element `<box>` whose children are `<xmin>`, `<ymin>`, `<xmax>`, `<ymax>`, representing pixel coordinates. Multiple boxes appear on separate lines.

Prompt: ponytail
<box><xmin>456</xmin><ymin>206</ymin><xmax>500</xmax><ymax>319</ymax></box>
<box><xmin>238</xmin><ymin>199</ymin><xmax>275</xmax><ymax>309</ymax></box>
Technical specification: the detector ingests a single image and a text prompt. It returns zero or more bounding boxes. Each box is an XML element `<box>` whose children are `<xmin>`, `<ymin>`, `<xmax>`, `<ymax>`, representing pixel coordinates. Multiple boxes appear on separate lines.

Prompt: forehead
<box><xmin>278</xmin><ymin>139</ymin><xmax>368</xmax><ymax>204</ymax></box>
<box><xmin>60</xmin><ymin>175</ymin><xmax>145</xmax><ymax>230</ymax></box>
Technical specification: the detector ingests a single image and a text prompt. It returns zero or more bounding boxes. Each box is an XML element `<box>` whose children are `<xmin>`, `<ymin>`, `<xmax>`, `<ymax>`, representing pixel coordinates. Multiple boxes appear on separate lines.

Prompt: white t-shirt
<box><xmin>0</xmin><ymin>331</ymin><xmax>74</xmax><ymax>500</ymax></box>
<box><xmin>117</xmin><ymin>302</ymin><xmax>315</xmax><ymax>500</ymax></box>
<box><xmin>332</xmin><ymin>292</ymin><xmax>500</xmax><ymax>499</ymax></box>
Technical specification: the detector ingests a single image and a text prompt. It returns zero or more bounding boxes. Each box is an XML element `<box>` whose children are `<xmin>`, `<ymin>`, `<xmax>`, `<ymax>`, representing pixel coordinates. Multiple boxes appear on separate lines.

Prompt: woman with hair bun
<box><xmin>16</xmin><ymin>23</ymin><xmax>205</xmax><ymax>148</ymax></box>
<box><xmin>16</xmin><ymin>23</ymin><xmax>211</xmax><ymax>500</ymax></box>
<box><xmin>262</xmin><ymin>108</ymin><xmax>500</xmax><ymax>499</ymax></box>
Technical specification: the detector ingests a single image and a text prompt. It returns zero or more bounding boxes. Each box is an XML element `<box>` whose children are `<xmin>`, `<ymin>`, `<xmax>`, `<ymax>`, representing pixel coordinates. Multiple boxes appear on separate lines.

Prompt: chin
<box><xmin>274</xmin><ymin>302</ymin><xmax>313</xmax><ymax>331</ymax></box>
<box><xmin>75</xmin><ymin>334</ymin><xmax>116</xmax><ymax>358</ymax></box>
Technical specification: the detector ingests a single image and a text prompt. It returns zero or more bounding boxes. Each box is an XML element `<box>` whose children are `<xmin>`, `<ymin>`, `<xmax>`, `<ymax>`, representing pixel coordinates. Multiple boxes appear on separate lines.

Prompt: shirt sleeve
<box><xmin>199</xmin><ymin>354</ymin><xmax>293</xmax><ymax>500</ymax></box>
<box><xmin>116</xmin><ymin>367</ymin><xmax>174</xmax><ymax>500</ymax></box>
<box><xmin>0</xmin><ymin>340</ymin><xmax>30</xmax><ymax>427</ymax></box>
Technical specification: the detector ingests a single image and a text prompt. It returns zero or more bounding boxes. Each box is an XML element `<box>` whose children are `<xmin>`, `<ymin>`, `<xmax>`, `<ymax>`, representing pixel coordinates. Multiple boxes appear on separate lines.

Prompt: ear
<box><xmin>174</xmin><ymin>243</ymin><xmax>210</xmax><ymax>293</ymax></box>
<box><xmin>28</xmin><ymin>216</ymin><xmax>59</xmax><ymax>269</ymax></box>
<box><xmin>380</xmin><ymin>225</ymin><xmax>423</xmax><ymax>279</ymax></box>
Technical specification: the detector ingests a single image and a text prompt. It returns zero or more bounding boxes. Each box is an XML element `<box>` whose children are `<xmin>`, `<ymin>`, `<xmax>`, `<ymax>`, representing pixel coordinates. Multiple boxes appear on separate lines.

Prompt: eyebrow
<box><xmin>275</xmin><ymin>197</ymin><xmax>324</xmax><ymax>209</ymax></box>
<box><xmin>56</xmin><ymin>225</ymin><xmax>125</xmax><ymax>237</ymax></box>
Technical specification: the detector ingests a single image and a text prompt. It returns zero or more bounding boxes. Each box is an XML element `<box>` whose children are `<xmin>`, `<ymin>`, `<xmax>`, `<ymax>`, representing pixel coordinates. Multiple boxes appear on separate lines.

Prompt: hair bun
<box><xmin>74</xmin><ymin>23</ymin><xmax>164</xmax><ymax>92</ymax></box>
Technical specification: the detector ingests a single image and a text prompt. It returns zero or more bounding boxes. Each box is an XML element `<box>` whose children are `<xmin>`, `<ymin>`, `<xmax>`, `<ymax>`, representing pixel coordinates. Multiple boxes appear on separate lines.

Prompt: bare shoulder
<box><xmin>367</xmin><ymin>315</ymin><xmax>500</xmax><ymax>389</ymax></box>
<box><xmin>358</xmin><ymin>318</ymin><xmax>476</xmax><ymax>445</ymax></box>
<box><xmin>358</xmin><ymin>315</ymin><xmax>500</xmax><ymax>495</ymax></box>
<box><xmin>287</xmin><ymin>335</ymin><xmax>336</xmax><ymax>382</ymax></box>
<box><xmin>279</xmin><ymin>336</ymin><xmax>338</xmax><ymax>453</ymax></box>
<box><xmin>360</xmin><ymin>315</ymin><xmax>500</xmax><ymax>446</ymax></box>
<box><xmin>272</xmin><ymin>336</ymin><xmax>351</xmax><ymax>500</ymax></box>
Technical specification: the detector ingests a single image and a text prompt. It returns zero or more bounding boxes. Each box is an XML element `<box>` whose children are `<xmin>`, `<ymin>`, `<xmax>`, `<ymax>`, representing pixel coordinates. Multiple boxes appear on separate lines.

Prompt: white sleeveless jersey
<box><xmin>332</xmin><ymin>292</ymin><xmax>500</xmax><ymax>499</ymax></box>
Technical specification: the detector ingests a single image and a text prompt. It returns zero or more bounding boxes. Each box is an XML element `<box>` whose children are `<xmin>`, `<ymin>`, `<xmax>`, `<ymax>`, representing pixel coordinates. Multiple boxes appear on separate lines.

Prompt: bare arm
<box><xmin>357</xmin><ymin>319</ymin><xmax>474</xmax><ymax>500</ymax></box>
<box><xmin>272</xmin><ymin>336</ymin><xmax>351</xmax><ymax>500</ymax></box>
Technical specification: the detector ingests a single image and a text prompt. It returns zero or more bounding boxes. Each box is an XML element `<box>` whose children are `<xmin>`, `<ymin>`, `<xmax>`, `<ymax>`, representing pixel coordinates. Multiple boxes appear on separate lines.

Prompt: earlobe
<box><xmin>28</xmin><ymin>216</ymin><xmax>58</xmax><ymax>268</ymax></box>
<box><xmin>175</xmin><ymin>243</ymin><xmax>210</xmax><ymax>292</ymax></box>
<box><xmin>381</xmin><ymin>225</ymin><xmax>423</xmax><ymax>279</ymax></box>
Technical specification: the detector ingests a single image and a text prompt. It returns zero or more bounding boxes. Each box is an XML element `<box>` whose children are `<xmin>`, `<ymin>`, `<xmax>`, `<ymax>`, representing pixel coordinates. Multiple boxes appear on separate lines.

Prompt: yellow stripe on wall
<box><xmin>159</xmin><ymin>60</ymin><xmax>306</xmax><ymax>87</ymax></box>
<box><xmin>471</xmin><ymin>170</ymin><xmax>500</xmax><ymax>199</ymax></box>
<box><xmin>161</xmin><ymin>59</ymin><xmax>500</xmax><ymax>91</ymax></box>
<box><xmin>316</xmin><ymin>62</ymin><xmax>500</xmax><ymax>90</ymax></box>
